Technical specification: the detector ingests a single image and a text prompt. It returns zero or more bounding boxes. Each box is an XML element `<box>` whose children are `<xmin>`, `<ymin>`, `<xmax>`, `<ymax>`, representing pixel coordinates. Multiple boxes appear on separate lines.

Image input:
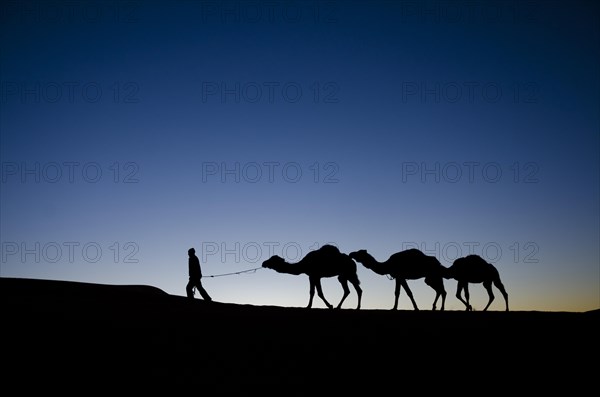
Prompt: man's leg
<box><xmin>196</xmin><ymin>281</ymin><xmax>212</xmax><ymax>301</ymax></box>
<box><xmin>186</xmin><ymin>279</ymin><xmax>195</xmax><ymax>298</ymax></box>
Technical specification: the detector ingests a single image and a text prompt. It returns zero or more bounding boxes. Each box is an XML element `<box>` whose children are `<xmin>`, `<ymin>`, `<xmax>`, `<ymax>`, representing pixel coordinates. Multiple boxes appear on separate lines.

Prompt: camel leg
<box><xmin>314</xmin><ymin>278</ymin><xmax>333</xmax><ymax>309</ymax></box>
<box><xmin>400</xmin><ymin>279</ymin><xmax>419</xmax><ymax>311</ymax></box>
<box><xmin>441</xmin><ymin>288</ymin><xmax>447</xmax><ymax>311</ymax></box>
<box><xmin>456</xmin><ymin>281</ymin><xmax>472</xmax><ymax>311</ymax></box>
<box><xmin>483</xmin><ymin>281</ymin><xmax>495</xmax><ymax>311</ymax></box>
<box><xmin>464</xmin><ymin>283</ymin><xmax>472</xmax><ymax>311</ymax></box>
<box><xmin>436</xmin><ymin>284</ymin><xmax>447</xmax><ymax>311</ymax></box>
<box><xmin>351</xmin><ymin>277</ymin><xmax>362</xmax><ymax>310</ymax></box>
<box><xmin>307</xmin><ymin>280</ymin><xmax>316</xmax><ymax>308</ymax></box>
<box><xmin>336</xmin><ymin>277</ymin><xmax>350</xmax><ymax>309</ymax></box>
<box><xmin>425</xmin><ymin>277</ymin><xmax>439</xmax><ymax>310</ymax></box>
<box><xmin>494</xmin><ymin>280</ymin><xmax>509</xmax><ymax>311</ymax></box>
<box><xmin>393</xmin><ymin>278</ymin><xmax>401</xmax><ymax>310</ymax></box>
<box><xmin>426</xmin><ymin>276</ymin><xmax>446</xmax><ymax>311</ymax></box>
<box><xmin>432</xmin><ymin>292</ymin><xmax>439</xmax><ymax>311</ymax></box>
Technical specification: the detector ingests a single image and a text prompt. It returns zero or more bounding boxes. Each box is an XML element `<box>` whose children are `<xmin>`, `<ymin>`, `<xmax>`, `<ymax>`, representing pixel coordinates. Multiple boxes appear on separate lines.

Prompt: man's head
<box><xmin>188</xmin><ymin>248</ymin><xmax>195</xmax><ymax>256</ymax></box>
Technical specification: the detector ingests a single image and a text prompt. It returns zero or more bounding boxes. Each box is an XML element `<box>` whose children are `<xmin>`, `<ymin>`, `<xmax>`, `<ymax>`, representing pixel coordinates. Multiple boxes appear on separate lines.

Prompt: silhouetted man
<box><xmin>186</xmin><ymin>247</ymin><xmax>212</xmax><ymax>301</ymax></box>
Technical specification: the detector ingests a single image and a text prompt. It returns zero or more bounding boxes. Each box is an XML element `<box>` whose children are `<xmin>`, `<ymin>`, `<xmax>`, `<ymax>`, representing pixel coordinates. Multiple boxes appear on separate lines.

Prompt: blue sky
<box><xmin>1</xmin><ymin>0</ymin><xmax>598</xmax><ymax>311</ymax></box>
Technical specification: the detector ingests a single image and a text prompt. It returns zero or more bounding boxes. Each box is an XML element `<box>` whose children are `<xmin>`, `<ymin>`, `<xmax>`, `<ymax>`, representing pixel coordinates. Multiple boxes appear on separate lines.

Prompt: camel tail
<box><xmin>491</xmin><ymin>265</ymin><xmax>507</xmax><ymax>291</ymax></box>
<box><xmin>491</xmin><ymin>265</ymin><xmax>502</xmax><ymax>282</ymax></box>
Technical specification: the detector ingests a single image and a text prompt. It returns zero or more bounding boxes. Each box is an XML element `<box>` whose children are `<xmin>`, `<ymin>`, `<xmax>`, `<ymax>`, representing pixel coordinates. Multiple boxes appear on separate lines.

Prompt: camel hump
<box><xmin>454</xmin><ymin>255</ymin><xmax>499</xmax><ymax>277</ymax></box>
<box><xmin>391</xmin><ymin>248</ymin><xmax>426</xmax><ymax>261</ymax></box>
<box><xmin>303</xmin><ymin>244</ymin><xmax>342</xmax><ymax>261</ymax></box>
<box><xmin>304</xmin><ymin>244</ymin><xmax>342</xmax><ymax>262</ymax></box>
<box><xmin>405</xmin><ymin>248</ymin><xmax>427</xmax><ymax>257</ymax></box>
<box><xmin>465</xmin><ymin>254</ymin><xmax>486</xmax><ymax>261</ymax></box>
<box><xmin>319</xmin><ymin>244</ymin><xmax>341</xmax><ymax>255</ymax></box>
<box><xmin>463</xmin><ymin>254</ymin><xmax>492</xmax><ymax>267</ymax></box>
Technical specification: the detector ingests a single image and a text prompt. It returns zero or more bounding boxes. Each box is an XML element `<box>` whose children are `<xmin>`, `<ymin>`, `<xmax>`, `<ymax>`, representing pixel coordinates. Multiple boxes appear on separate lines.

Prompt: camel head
<box><xmin>440</xmin><ymin>264</ymin><xmax>452</xmax><ymax>279</ymax></box>
<box><xmin>349</xmin><ymin>250</ymin><xmax>370</xmax><ymax>265</ymax></box>
<box><xmin>262</xmin><ymin>255</ymin><xmax>286</xmax><ymax>269</ymax></box>
<box><xmin>442</xmin><ymin>260</ymin><xmax>457</xmax><ymax>279</ymax></box>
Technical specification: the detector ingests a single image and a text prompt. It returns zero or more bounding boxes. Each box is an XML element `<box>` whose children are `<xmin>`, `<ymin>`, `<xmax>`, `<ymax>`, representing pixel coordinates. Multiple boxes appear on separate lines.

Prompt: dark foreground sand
<box><xmin>2</xmin><ymin>277</ymin><xmax>598</xmax><ymax>394</ymax></box>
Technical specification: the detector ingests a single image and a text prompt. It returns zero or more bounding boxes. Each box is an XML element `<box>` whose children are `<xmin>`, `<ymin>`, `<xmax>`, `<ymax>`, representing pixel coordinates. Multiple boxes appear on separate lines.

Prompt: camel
<box><xmin>262</xmin><ymin>244</ymin><xmax>362</xmax><ymax>309</ymax></box>
<box><xmin>349</xmin><ymin>248</ymin><xmax>446</xmax><ymax>311</ymax></box>
<box><xmin>444</xmin><ymin>255</ymin><xmax>509</xmax><ymax>311</ymax></box>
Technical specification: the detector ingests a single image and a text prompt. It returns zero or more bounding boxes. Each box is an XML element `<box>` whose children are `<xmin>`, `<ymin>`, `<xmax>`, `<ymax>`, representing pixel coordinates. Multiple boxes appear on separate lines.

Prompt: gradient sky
<box><xmin>1</xmin><ymin>0</ymin><xmax>598</xmax><ymax>312</ymax></box>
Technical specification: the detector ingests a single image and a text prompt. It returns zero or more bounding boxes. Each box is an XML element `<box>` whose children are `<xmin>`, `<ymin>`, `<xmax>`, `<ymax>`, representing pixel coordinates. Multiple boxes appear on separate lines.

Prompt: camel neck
<box><xmin>361</xmin><ymin>255</ymin><xmax>389</xmax><ymax>275</ymax></box>
<box><xmin>272</xmin><ymin>261</ymin><xmax>305</xmax><ymax>276</ymax></box>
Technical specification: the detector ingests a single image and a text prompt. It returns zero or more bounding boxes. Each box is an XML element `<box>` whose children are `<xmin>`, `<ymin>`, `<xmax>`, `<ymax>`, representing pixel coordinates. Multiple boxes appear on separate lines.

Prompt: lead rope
<box><xmin>203</xmin><ymin>266</ymin><xmax>264</xmax><ymax>278</ymax></box>
<box><xmin>193</xmin><ymin>266</ymin><xmax>264</xmax><ymax>295</ymax></box>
